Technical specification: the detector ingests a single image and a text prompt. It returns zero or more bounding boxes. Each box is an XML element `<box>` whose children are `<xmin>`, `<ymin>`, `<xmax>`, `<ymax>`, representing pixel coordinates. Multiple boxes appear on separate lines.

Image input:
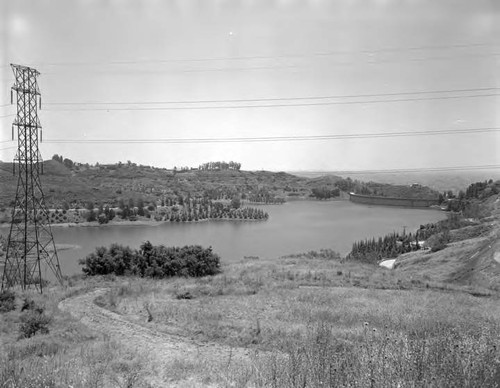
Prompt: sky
<box><xmin>0</xmin><ymin>0</ymin><xmax>499</xmax><ymax>172</ymax></box>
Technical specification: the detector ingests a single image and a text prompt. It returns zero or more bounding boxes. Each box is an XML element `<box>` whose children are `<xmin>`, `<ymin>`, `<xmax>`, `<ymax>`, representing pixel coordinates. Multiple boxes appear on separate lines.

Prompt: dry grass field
<box><xmin>2</xmin><ymin>243</ymin><xmax>500</xmax><ymax>387</ymax></box>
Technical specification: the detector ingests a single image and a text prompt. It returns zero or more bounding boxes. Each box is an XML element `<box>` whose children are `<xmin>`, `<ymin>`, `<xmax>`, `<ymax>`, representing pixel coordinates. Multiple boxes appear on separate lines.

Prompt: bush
<box><xmin>427</xmin><ymin>231</ymin><xmax>450</xmax><ymax>252</ymax></box>
<box><xmin>0</xmin><ymin>290</ymin><xmax>15</xmax><ymax>313</ymax></box>
<box><xmin>20</xmin><ymin>297</ymin><xmax>35</xmax><ymax>312</ymax></box>
<box><xmin>79</xmin><ymin>241</ymin><xmax>221</xmax><ymax>278</ymax></box>
<box><xmin>18</xmin><ymin>304</ymin><xmax>51</xmax><ymax>339</ymax></box>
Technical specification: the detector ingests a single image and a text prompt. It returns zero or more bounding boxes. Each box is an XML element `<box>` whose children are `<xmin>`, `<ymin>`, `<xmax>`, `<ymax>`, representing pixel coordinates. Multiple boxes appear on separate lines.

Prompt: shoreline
<box><xmin>36</xmin><ymin>217</ymin><xmax>268</xmax><ymax>229</ymax></box>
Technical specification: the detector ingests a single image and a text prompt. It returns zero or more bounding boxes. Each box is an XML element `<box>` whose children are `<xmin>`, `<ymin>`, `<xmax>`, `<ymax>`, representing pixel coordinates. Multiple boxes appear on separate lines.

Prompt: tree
<box><xmin>98</xmin><ymin>213</ymin><xmax>108</xmax><ymax>224</ymax></box>
<box><xmin>121</xmin><ymin>206</ymin><xmax>130</xmax><ymax>219</ymax></box>
<box><xmin>231</xmin><ymin>196</ymin><xmax>241</xmax><ymax>209</ymax></box>
<box><xmin>63</xmin><ymin>158</ymin><xmax>74</xmax><ymax>169</ymax></box>
<box><xmin>137</xmin><ymin>198</ymin><xmax>145</xmax><ymax>217</ymax></box>
<box><xmin>86</xmin><ymin>201</ymin><xmax>96</xmax><ymax>222</ymax></box>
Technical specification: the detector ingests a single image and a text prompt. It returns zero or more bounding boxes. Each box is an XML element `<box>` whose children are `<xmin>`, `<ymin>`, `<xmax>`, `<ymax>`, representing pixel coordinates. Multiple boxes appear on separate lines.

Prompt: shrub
<box><xmin>427</xmin><ymin>231</ymin><xmax>450</xmax><ymax>252</ymax></box>
<box><xmin>18</xmin><ymin>305</ymin><xmax>51</xmax><ymax>339</ymax></box>
<box><xmin>0</xmin><ymin>290</ymin><xmax>15</xmax><ymax>313</ymax></box>
<box><xmin>20</xmin><ymin>297</ymin><xmax>36</xmax><ymax>312</ymax></box>
<box><xmin>79</xmin><ymin>241</ymin><xmax>221</xmax><ymax>278</ymax></box>
<box><xmin>176</xmin><ymin>291</ymin><xmax>193</xmax><ymax>300</ymax></box>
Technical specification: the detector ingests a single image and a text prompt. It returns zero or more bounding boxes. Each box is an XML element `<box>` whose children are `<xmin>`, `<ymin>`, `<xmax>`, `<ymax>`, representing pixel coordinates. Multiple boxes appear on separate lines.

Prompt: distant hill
<box><xmin>0</xmin><ymin>161</ymin><xmax>344</xmax><ymax>209</ymax></box>
<box><xmin>290</xmin><ymin>170</ymin><xmax>500</xmax><ymax>193</ymax></box>
<box><xmin>0</xmin><ymin>160</ymin><xmax>445</xmax><ymax>210</ymax></box>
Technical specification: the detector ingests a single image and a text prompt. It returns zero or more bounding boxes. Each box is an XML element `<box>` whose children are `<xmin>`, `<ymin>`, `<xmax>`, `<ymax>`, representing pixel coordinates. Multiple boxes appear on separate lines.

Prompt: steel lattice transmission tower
<box><xmin>1</xmin><ymin>64</ymin><xmax>62</xmax><ymax>293</ymax></box>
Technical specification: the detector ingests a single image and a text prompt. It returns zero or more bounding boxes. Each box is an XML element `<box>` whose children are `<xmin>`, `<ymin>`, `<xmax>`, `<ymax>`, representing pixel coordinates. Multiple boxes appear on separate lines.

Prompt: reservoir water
<box><xmin>1</xmin><ymin>201</ymin><xmax>447</xmax><ymax>277</ymax></box>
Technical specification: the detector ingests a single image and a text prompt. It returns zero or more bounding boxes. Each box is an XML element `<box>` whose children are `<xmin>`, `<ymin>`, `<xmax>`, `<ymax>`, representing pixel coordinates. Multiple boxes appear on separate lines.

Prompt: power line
<box><xmin>6</xmin><ymin>42</ymin><xmax>495</xmax><ymax>68</ymax></box>
<box><xmin>331</xmin><ymin>165</ymin><xmax>500</xmax><ymax>175</ymax></box>
<box><xmin>43</xmin><ymin>127</ymin><xmax>500</xmax><ymax>145</ymax></box>
<box><xmin>43</xmin><ymin>93</ymin><xmax>500</xmax><ymax>112</ymax></box>
<box><xmin>42</xmin><ymin>86</ymin><xmax>500</xmax><ymax>106</ymax></box>
<box><xmin>29</xmin><ymin>51</ymin><xmax>500</xmax><ymax>79</ymax></box>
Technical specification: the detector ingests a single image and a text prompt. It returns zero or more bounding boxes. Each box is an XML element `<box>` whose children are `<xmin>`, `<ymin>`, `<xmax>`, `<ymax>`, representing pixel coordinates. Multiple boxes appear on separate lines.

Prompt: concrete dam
<box><xmin>349</xmin><ymin>193</ymin><xmax>440</xmax><ymax>208</ymax></box>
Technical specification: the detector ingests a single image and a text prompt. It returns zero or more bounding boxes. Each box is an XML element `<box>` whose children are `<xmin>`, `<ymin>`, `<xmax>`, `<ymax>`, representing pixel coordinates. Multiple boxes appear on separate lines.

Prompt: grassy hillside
<box><xmin>1</xmin><ymin>245</ymin><xmax>499</xmax><ymax>387</ymax></box>
<box><xmin>393</xmin><ymin>194</ymin><xmax>500</xmax><ymax>291</ymax></box>
<box><xmin>0</xmin><ymin>161</ymin><xmax>315</xmax><ymax>209</ymax></box>
<box><xmin>0</xmin><ymin>159</ymin><xmax>444</xmax><ymax>212</ymax></box>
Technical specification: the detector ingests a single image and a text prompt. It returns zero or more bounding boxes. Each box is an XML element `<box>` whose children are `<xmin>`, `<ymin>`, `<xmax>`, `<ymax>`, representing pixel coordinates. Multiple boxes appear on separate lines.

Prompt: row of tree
<box><xmin>310</xmin><ymin>187</ymin><xmax>340</xmax><ymax>200</ymax></box>
<box><xmin>154</xmin><ymin>202</ymin><xmax>268</xmax><ymax>222</ymax></box>
<box><xmin>346</xmin><ymin>232</ymin><xmax>422</xmax><ymax>263</ymax></box>
<box><xmin>198</xmin><ymin>161</ymin><xmax>242</xmax><ymax>171</ymax></box>
<box><xmin>246</xmin><ymin>188</ymin><xmax>285</xmax><ymax>204</ymax></box>
<box><xmin>80</xmin><ymin>194</ymin><xmax>268</xmax><ymax>223</ymax></box>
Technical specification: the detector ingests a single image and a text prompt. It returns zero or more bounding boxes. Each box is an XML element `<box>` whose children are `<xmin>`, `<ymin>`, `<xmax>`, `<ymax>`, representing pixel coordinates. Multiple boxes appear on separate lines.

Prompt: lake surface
<box><xmin>1</xmin><ymin>201</ymin><xmax>447</xmax><ymax>277</ymax></box>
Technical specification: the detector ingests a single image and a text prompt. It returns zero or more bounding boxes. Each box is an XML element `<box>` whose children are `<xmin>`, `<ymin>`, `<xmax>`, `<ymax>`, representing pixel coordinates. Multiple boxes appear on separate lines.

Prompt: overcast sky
<box><xmin>0</xmin><ymin>0</ymin><xmax>499</xmax><ymax>172</ymax></box>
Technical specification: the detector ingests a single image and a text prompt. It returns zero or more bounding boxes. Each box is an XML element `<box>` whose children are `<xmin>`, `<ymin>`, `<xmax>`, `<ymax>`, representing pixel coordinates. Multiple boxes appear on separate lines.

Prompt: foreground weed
<box><xmin>0</xmin><ymin>289</ymin><xmax>16</xmax><ymax>313</ymax></box>
<box><xmin>255</xmin><ymin>321</ymin><xmax>500</xmax><ymax>388</ymax></box>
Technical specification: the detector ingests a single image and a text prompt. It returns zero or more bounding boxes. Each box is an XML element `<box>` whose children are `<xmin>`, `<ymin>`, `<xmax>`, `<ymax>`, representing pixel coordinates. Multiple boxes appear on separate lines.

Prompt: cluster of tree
<box><xmin>444</xmin><ymin>180</ymin><xmax>499</xmax><ymax>213</ymax></box>
<box><xmin>464</xmin><ymin>180</ymin><xmax>499</xmax><ymax>199</ymax></box>
<box><xmin>202</xmin><ymin>187</ymin><xmax>240</xmax><ymax>201</ymax></box>
<box><xmin>156</xmin><ymin>199</ymin><xmax>268</xmax><ymax>222</ymax></box>
<box><xmin>368</xmin><ymin>183</ymin><xmax>439</xmax><ymax>200</ymax></box>
<box><xmin>173</xmin><ymin>166</ymin><xmax>191</xmax><ymax>173</ymax></box>
<box><xmin>80</xmin><ymin>194</ymin><xmax>268</xmax><ymax>224</ymax></box>
<box><xmin>199</xmin><ymin>187</ymin><xmax>284</xmax><ymax>205</ymax></box>
<box><xmin>310</xmin><ymin>187</ymin><xmax>340</xmax><ymax>200</ymax></box>
<box><xmin>84</xmin><ymin>202</ymin><xmax>117</xmax><ymax>224</ymax></box>
<box><xmin>116</xmin><ymin>198</ymin><xmax>147</xmax><ymax>220</ymax></box>
<box><xmin>416</xmin><ymin>213</ymin><xmax>470</xmax><ymax>241</ymax></box>
<box><xmin>346</xmin><ymin>232</ymin><xmax>422</xmax><ymax>263</ymax></box>
<box><xmin>83</xmin><ymin>198</ymin><xmax>151</xmax><ymax>223</ymax></box>
<box><xmin>79</xmin><ymin>241</ymin><xmax>221</xmax><ymax>278</ymax></box>
<box><xmin>246</xmin><ymin>188</ymin><xmax>285</xmax><ymax>204</ymax></box>
<box><xmin>198</xmin><ymin>161</ymin><xmax>242</xmax><ymax>171</ymax></box>
<box><xmin>336</xmin><ymin>178</ymin><xmax>372</xmax><ymax>195</ymax></box>
<box><xmin>51</xmin><ymin>154</ymin><xmax>75</xmax><ymax>169</ymax></box>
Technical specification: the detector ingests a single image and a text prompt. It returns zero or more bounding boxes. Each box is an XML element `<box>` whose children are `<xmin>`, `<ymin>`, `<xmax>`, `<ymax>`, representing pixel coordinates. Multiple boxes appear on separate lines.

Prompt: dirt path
<box><xmin>59</xmin><ymin>288</ymin><xmax>252</xmax><ymax>385</ymax></box>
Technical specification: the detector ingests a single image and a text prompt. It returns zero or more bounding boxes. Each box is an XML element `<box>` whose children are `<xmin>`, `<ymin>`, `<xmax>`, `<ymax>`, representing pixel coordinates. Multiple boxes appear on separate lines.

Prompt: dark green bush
<box><xmin>20</xmin><ymin>297</ymin><xmax>36</xmax><ymax>312</ymax></box>
<box><xmin>0</xmin><ymin>290</ymin><xmax>15</xmax><ymax>313</ymax></box>
<box><xmin>427</xmin><ymin>231</ymin><xmax>450</xmax><ymax>252</ymax></box>
<box><xmin>79</xmin><ymin>241</ymin><xmax>221</xmax><ymax>278</ymax></box>
<box><xmin>18</xmin><ymin>304</ymin><xmax>51</xmax><ymax>339</ymax></box>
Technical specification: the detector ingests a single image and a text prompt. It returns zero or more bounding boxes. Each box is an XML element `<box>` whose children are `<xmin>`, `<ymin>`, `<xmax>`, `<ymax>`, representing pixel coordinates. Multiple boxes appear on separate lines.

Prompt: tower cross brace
<box><xmin>1</xmin><ymin>64</ymin><xmax>62</xmax><ymax>293</ymax></box>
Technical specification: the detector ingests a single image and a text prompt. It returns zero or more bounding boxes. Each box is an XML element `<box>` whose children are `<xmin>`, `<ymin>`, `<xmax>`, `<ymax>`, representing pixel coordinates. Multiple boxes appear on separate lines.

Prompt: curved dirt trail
<box><xmin>59</xmin><ymin>288</ymin><xmax>252</xmax><ymax>384</ymax></box>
